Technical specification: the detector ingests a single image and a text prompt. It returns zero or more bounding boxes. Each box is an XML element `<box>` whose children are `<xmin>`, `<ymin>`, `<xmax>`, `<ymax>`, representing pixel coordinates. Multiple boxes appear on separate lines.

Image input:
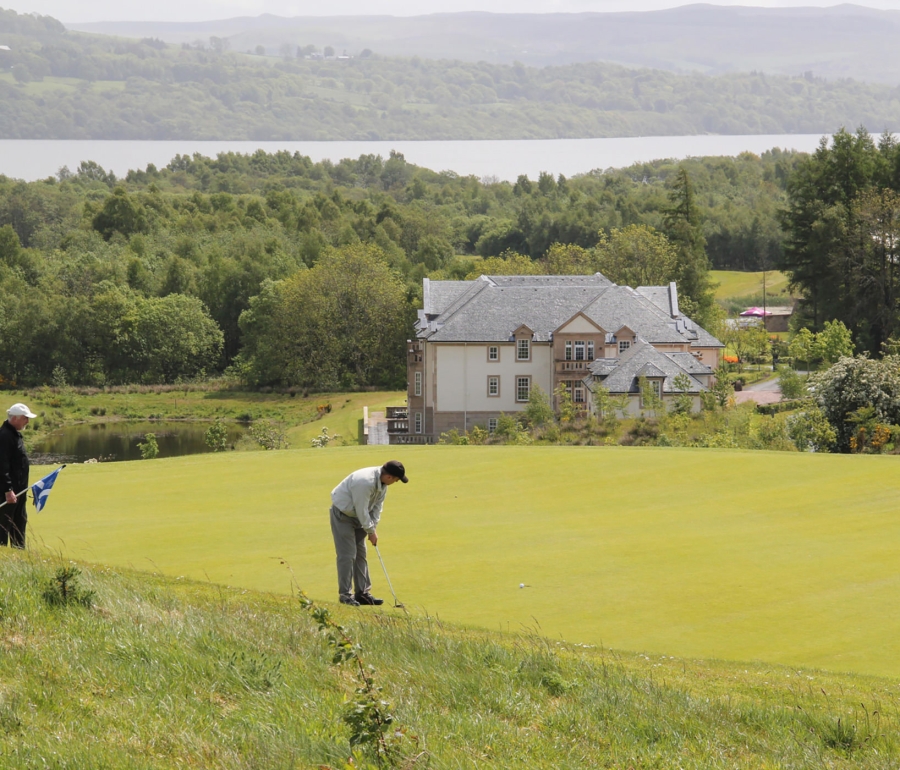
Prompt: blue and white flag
<box><xmin>32</xmin><ymin>466</ymin><xmax>64</xmax><ymax>513</ymax></box>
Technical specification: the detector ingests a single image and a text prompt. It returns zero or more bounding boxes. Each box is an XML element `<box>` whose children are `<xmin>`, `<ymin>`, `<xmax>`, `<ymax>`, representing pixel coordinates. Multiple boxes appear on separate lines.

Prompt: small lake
<box><xmin>31</xmin><ymin>421</ymin><xmax>249</xmax><ymax>464</ymax></box>
<box><xmin>0</xmin><ymin>135</ymin><xmax>826</xmax><ymax>183</ymax></box>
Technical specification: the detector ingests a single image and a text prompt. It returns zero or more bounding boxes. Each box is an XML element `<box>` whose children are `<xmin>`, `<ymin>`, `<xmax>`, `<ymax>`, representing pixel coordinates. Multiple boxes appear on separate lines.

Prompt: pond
<box><xmin>30</xmin><ymin>421</ymin><xmax>250</xmax><ymax>464</ymax></box>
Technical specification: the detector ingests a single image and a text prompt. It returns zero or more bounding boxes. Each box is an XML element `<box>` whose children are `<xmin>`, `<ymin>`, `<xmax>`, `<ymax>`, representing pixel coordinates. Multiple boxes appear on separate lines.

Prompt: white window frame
<box><xmin>414</xmin><ymin>412</ymin><xmax>422</xmax><ymax>434</ymax></box>
<box><xmin>587</xmin><ymin>341</ymin><xmax>595</xmax><ymax>360</ymax></box>
<box><xmin>516</xmin><ymin>376</ymin><xmax>531</xmax><ymax>402</ymax></box>
<box><xmin>414</xmin><ymin>371</ymin><xmax>422</xmax><ymax>397</ymax></box>
<box><xmin>487</xmin><ymin>417</ymin><xmax>498</xmax><ymax>434</ymax></box>
<box><xmin>488</xmin><ymin>345</ymin><xmax>499</xmax><ymax>362</ymax></box>
<box><xmin>487</xmin><ymin>375</ymin><xmax>500</xmax><ymax>397</ymax></box>
<box><xmin>517</xmin><ymin>338</ymin><xmax>530</xmax><ymax>361</ymax></box>
<box><xmin>565</xmin><ymin>340</ymin><xmax>572</xmax><ymax>361</ymax></box>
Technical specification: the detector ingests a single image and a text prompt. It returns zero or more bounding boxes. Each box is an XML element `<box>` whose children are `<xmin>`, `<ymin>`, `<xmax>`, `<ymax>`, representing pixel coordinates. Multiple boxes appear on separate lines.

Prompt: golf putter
<box><xmin>374</xmin><ymin>544</ymin><xmax>406</xmax><ymax>611</ymax></box>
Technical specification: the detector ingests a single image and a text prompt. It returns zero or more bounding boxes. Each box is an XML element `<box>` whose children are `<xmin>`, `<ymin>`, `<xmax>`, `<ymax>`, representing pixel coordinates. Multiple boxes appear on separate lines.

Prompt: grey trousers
<box><xmin>330</xmin><ymin>505</ymin><xmax>372</xmax><ymax>600</ymax></box>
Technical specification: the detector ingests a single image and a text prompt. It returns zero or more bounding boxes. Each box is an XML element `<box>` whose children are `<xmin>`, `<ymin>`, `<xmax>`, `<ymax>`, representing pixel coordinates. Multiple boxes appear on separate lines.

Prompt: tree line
<box><xmin>1</xmin><ymin>143</ymin><xmax>794</xmax><ymax>388</ymax></box>
<box><xmin>2</xmin><ymin>8</ymin><xmax>900</xmax><ymax>140</ymax></box>
<box><xmin>780</xmin><ymin>127</ymin><xmax>900</xmax><ymax>356</ymax></box>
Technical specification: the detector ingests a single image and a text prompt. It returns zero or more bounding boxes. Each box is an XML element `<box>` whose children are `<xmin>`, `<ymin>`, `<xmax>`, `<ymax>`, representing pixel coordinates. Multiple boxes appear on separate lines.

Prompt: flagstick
<box><xmin>0</xmin><ymin>464</ymin><xmax>66</xmax><ymax>511</ymax></box>
<box><xmin>0</xmin><ymin>486</ymin><xmax>30</xmax><ymax>510</ymax></box>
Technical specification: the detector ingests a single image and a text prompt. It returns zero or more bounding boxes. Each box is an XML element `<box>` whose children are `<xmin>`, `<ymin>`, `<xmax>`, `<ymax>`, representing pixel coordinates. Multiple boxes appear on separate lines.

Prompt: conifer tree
<box><xmin>664</xmin><ymin>167</ymin><xmax>716</xmax><ymax>329</ymax></box>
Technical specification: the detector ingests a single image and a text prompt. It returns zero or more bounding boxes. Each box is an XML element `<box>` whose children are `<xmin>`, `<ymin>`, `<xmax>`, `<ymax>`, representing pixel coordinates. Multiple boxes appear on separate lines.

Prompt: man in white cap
<box><xmin>0</xmin><ymin>403</ymin><xmax>36</xmax><ymax>548</ymax></box>
<box><xmin>330</xmin><ymin>460</ymin><xmax>408</xmax><ymax>606</ymax></box>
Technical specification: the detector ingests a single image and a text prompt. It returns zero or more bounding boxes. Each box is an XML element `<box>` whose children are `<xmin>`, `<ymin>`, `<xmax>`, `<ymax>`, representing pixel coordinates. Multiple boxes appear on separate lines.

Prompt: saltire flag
<box><xmin>32</xmin><ymin>465</ymin><xmax>65</xmax><ymax>513</ymax></box>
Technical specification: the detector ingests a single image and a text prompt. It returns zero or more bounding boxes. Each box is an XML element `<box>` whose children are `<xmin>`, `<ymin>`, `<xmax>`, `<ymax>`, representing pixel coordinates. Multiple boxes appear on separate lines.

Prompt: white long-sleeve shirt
<box><xmin>331</xmin><ymin>466</ymin><xmax>387</xmax><ymax>534</ymax></box>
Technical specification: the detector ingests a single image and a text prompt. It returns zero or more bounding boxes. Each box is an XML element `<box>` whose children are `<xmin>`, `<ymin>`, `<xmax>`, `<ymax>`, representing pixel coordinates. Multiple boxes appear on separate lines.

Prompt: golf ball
<box><xmin>519</xmin><ymin>583</ymin><xmax>525</xmax><ymax>588</ymax></box>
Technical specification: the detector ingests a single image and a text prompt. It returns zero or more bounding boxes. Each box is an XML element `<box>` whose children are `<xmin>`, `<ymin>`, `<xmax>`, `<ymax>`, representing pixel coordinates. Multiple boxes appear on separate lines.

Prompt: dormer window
<box><xmin>517</xmin><ymin>338</ymin><xmax>530</xmax><ymax>361</ymax></box>
<box><xmin>618</xmin><ymin>340</ymin><xmax>631</xmax><ymax>354</ymax></box>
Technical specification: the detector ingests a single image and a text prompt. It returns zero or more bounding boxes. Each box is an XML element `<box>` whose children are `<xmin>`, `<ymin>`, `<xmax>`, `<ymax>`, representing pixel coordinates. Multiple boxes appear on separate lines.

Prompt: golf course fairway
<box><xmin>30</xmin><ymin>445</ymin><xmax>900</xmax><ymax>678</ymax></box>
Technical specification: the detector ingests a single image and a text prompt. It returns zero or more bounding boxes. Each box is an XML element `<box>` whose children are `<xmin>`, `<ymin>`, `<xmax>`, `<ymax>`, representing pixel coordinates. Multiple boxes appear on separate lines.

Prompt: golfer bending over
<box><xmin>330</xmin><ymin>460</ymin><xmax>408</xmax><ymax>606</ymax></box>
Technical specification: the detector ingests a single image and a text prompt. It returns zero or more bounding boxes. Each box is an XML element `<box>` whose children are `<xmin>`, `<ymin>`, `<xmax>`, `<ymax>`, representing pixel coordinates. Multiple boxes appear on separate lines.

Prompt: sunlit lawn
<box><xmin>31</xmin><ymin>444</ymin><xmax>900</xmax><ymax>678</ymax></box>
<box><xmin>287</xmin><ymin>390</ymin><xmax>404</xmax><ymax>447</ymax></box>
<box><xmin>712</xmin><ymin>269</ymin><xmax>791</xmax><ymax>300</ymax></box>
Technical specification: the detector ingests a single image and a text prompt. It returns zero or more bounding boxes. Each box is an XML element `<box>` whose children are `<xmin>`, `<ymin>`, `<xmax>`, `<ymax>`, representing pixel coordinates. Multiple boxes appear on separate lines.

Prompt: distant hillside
<box><xmin>70</xmin><ymin>4</ymin><xmax>900</xmax><ymax>85</ymax></box>
<box><xmin>2</xmin><ymin>7</ymin><xmax>900</xmax><ymax>140</ymax></box>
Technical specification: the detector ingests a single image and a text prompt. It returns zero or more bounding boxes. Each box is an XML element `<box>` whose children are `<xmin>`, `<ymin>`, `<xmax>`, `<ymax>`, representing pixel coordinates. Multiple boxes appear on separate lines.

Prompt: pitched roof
<box><xmin>422</xmin><ymin>278</ymin><xmax>478</xmax><ymax>317</ymax></box>
<box><xmin>574</xmin><ymin>286</ymin><xmax>690</xmax><ymax>345</ymax></box>
<box><xmin>585</xmin><ymin>340</ymin><xmax>711</xmax><ymax>395</ymax></box>
<box><xmin>636</xmin><ymin>283</ymin><xmax>679</xmax><ymax>316</ymax></box>
<box><xmin>418</xmin><ymin>273</ymin><xmax>724</xmax><ymax>349</ymax></box>
<box><xmin>420</xmin><ymin>279</ymin><xmax>607</xmax><ymax>342</ymax></box>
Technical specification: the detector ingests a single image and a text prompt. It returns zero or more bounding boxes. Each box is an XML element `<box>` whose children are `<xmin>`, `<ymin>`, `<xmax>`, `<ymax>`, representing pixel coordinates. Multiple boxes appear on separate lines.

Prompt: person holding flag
<box><xmin>0</xmin><ymin>402</ymin><xmax>35</xmax><ymax>548</ymax></box>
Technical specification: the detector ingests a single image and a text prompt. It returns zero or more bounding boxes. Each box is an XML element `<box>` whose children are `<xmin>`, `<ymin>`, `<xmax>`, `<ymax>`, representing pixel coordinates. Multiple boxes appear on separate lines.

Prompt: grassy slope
<box><xmin>287</xmin><ymin>391</ymin><xmax>404</xmax><ymax>447</ymax></box>
<box><xmin>711</xmin><ymin>269</ymin><xmax>791</xmax><ymax>301</ymax></box>
<box><xmin>29</xmin><ymin>445</ymin><xmax>900</xmax><ymax>678</ymax></box>
<box><xmin>1</xmin><ymin>550</ymin><xmax>898</xmax><ymax>769</ymax></box>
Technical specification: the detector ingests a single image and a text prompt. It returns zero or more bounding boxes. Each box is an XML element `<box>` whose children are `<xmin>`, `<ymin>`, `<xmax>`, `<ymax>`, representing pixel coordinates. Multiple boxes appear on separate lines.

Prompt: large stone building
<box><xmin>392</xmin><ymin>273</ymin><xmax>723</xmax><ymax>443</ymax></box>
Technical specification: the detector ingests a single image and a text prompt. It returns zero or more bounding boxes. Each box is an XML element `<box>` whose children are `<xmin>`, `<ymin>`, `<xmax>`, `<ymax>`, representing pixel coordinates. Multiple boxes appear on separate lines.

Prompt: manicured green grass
<box><xmin>712</xmin><ymin>269</ymin><xmax>791</xmax><ymax>300</ymax></box>
<box><xmin>30</xmin><ymin>445</ymin><xmax>900</xmax><ymax>678</ymax></box>
<box><xmin>2</xmin><ymin>550</ymin><xmax>898</xmax><ymax>768</ymax></box>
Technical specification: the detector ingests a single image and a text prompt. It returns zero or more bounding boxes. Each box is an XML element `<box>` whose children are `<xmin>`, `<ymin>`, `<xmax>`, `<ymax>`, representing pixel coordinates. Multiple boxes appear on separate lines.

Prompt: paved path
<box><xmin>367</xmin><ymin>411</ymin><xmax>389</xmax><ymax>445</ymax></box>
<box><xmin>734</xmin><ymin>373</ymin><xmax>782</xmax><ymax>406</ymax></box>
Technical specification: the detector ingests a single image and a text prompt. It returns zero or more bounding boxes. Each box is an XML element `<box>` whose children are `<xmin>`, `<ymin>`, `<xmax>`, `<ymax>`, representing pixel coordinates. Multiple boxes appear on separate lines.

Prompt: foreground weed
<box><xmin>798</xmin><ymin>700</ymin><xmax>883</xmax><ymax>756</ymax></box>
<box><xmin>299</xmin><ymin>592</ymin><xmax>421</xmax><ymax>768</ymax></box>
<box><xmin>41</xmin><ymin>565</ymin><xmax>95</xmax><ymax>608</ymax></box>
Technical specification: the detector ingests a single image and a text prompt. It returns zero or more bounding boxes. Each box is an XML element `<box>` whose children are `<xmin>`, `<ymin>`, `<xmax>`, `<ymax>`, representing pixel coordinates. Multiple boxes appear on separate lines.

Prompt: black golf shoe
<box><xmin>355</xmin><ymin>592</ymin><xmax>384</xmax><ymax>606</ymax></box>
<box><xmin>339</xmin><ymin>596</ymin><xmax>360</xmax><ymax>606</ymax></box>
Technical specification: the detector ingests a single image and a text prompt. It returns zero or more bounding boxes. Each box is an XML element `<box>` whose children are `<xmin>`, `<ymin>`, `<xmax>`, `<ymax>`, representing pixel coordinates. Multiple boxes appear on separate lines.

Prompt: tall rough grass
<box><xmin>0</xmin><ymin>550</ymin><xmax>898</xmax><ymax>768</ymax></box>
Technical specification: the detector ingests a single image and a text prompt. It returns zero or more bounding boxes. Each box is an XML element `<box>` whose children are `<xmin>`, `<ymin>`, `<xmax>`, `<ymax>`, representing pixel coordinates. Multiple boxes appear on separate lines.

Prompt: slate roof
<box><xmin>422</xmin><ymin>279</ymin><xmax>477</xmax><ymax>317</ymax></box>
<box><xmin>579</xmin><ymin>286</ymin><xmax>689</xmax><ymax>345</ymax></box>
<box><xmin>666</xmin><ymin>352</ymin><xmax>715</xmax><ymax>375</ymax></box>
<box><xmin>585</xmin><ymin>340</ymin><xmax>711</xmax><ymax>395</ymax></box>
<box><xmin>418</xmin><ymin>273</ymin><xmax>723</xmax><ymax>350</ymax></box>
<box><xmin>419</xmin><ymin>277</ymin><xmax>608</xmax><ymax>342</ymax></box>
<box><xmin>636</xmin><ymin>284</ymin><xmax>678</xmax><ymax>316</ymax></box>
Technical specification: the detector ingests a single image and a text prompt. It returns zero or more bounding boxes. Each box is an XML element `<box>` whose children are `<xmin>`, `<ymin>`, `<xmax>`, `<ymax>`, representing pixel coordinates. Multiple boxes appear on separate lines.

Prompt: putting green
<box><xmin>31</xmin><ymin>445</ymin><xmax>900</xmax><ymax>677</ymax></box>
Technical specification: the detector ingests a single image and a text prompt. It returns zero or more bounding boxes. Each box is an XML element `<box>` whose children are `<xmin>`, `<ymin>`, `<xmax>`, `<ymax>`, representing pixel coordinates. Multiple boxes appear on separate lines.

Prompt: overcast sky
<box><xmin>10</xmin><ymin>0</ymin><xmax>900</xmax><ymax>23</ymax></box>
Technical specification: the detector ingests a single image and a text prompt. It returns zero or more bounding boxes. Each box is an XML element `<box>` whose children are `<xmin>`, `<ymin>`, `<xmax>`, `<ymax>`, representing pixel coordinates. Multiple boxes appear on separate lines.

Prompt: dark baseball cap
<box><xmin>382</xmin><ymin>460</ymin><xmax>408</xmax><ymax>483</ymax></box>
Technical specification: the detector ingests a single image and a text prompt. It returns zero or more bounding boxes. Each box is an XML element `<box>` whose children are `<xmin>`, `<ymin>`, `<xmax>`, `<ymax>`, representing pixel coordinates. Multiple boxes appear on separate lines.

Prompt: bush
<box><xmin>778</xmin><ymin>367</ymin><xmax>806</xmax><ymax>400</ymax></box>
<box><xmin>137</xmin><ymin>433</ymin><xmax>159</xmax><ymax>459</ymax></box>
<box><xmin>205</xmin><ymin>419</ymin><xmax>228</xmax><ymax>451</ymax></box>
<box><xmin>621</xmin><ymin>418</ymin><xmax>659</xmax><ymax>446</ymax></box>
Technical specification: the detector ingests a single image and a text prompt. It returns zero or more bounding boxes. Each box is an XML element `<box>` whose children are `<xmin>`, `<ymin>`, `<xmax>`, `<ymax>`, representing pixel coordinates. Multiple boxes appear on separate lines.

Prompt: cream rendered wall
<box><xmin>424</xmin><ymin>341</ymin><xmax>435</xmax><ymax>409</ymax></box>
<box><xmin>618</xmin><ymin>394</ymin><xmax>703</xmax><ymax>416</ymax></box>
<box><xmin>557</xmin><ymin>315</ymin><xmax>601</xmax><ymax>334</ymax></box>
<box><xmin>434</xmin><ymin>343</ymin><xmax>552</xmax><ymax>412</ymax></box>
<box><xmin>695</xmin><ymin>349</ymin><xmax>721</xmax><ymax>368</ymax></box>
